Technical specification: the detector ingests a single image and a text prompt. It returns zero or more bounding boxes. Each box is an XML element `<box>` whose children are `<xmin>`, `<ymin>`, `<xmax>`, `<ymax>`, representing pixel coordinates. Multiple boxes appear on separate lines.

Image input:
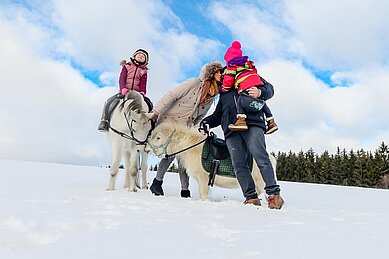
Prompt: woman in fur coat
<box><xmin>149</xmin><ymin>61</ymin><xmax>223</xmax><ymax>198</ymax></box>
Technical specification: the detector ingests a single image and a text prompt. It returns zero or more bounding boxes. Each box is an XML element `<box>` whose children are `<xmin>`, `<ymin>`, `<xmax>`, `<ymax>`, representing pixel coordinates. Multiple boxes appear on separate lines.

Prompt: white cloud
<box><xmin>208</xmin><ymin>0</ymin><xmax>389</xmax><ymax>154</ymax></box>
<box><xmin>0</xmin><ymin>0</ymin><xmax>221</xmax><ymax>165</ymax></box>
<box><xmin>211</xmin><ymin>1</ymin><xmax>288</xmax><ymax>60</ymax></box>
<box><xmin>1</xmin><ymin>0</ymin><xmax>388</xmax><ymax>167</ymax></box>
<box><xmin>259</xmin><ymin>60</ymin><xmax>389</xmax><ymax>153</ymax></box>
<box><xmin>284</xmin><ymin>0</ymin><xmax>389</xmax><ymax>70</ymax></box>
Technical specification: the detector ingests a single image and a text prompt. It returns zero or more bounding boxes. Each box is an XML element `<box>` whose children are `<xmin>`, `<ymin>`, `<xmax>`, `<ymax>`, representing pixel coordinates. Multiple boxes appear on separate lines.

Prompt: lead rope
<box><xmin>164</xmin><ymin>137</ymin><xmax>208</xmax><ymax>159</ymax></box>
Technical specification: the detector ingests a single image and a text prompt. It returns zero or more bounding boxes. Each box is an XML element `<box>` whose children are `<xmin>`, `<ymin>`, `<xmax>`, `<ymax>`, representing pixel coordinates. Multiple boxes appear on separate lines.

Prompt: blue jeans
<box><xmin>225</xmin><ymin>126</ymin><xmax>280</xmax><ymax>198</ymax></box>
<box><xmin>262</xmin><ymin>103</ymin><xmax>272</xmax><ymax>118</ymax></box>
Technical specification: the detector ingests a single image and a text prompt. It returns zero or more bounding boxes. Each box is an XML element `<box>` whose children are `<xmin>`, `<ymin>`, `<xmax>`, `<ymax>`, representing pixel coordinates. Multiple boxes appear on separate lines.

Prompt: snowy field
<box><xmin>0</xmin><ymin>158</ymin><xmax>388</xmax><ymax>259</ymax></box>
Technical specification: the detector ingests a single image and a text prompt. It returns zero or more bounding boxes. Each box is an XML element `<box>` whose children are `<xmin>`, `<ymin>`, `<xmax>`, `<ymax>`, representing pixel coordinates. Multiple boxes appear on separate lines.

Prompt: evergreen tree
<box><xmin>275</xmin><ymin>152</ymin><xmax>287</xmax><ymax>180</ymax></box>
<box><xmin>376</xmin><ymin>142</ymin><xmax>389</xmax><ymax>175</ymax></box>
<box><xmin>286</xmin><ymin>151</ymin><xmax>298</xmax><ymax>181</ymax></box>
<box><xmin>274</xmin><ymin>142</ymin><xmax>387</xmax><ymax>188</ymax></box>
<box><xmin>304</xmin><ymin>148</ymin><xmax>316</xmax><ymax>183</ymax></box>
<box><xmin>331</xmin><ymin>147</ymin><xmax>343</xmax><ymax>185</ymax></box>
<box><xmin>318</xmin><ymin>150</ymin><xmax>332</xmax><ymax>184</ymax></box>
<box><xmin>345</xmin><ymin>150</ymin><xmax>358</xmax><ymax>186</ymax></box>
<box><xmin>296</xmin><ymin>150</ymin><xmax>306</xmax><ymax>182</ymax></box>
<box><xmin>354</xmin><ymin>149</ymin><xmax>365</xmax><ymax>187</ymax></box>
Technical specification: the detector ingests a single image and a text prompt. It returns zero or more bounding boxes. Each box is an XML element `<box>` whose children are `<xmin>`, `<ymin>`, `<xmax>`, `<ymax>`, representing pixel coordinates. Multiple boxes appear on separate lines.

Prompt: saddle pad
<box><xmin>201</xmin><ymin>138</ymin><xmax>253</xmax><ymax>178</ymax></box>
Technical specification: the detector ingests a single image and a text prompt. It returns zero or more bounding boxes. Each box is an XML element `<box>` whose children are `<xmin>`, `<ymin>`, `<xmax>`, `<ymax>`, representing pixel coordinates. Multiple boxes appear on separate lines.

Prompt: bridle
<box><xmin>109</xmin><ymin>99</ymin><xmax>154</xmax><ymax>145</ymax></box>
<box><xmin>147</xmin><ymin>128</ymin><xmax>207</xmax><ymax>159</ymax></box>
<box><xmin>147</xmin><ymin>129</ymin><xmax>176</xmax><ymax>157</ymax></box>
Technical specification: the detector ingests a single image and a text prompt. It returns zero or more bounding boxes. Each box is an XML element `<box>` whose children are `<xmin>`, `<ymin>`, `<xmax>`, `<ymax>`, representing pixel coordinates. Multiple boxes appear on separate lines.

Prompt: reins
<box><xmin>109</xmin><ymin>98</ymin><xmax>153</xmax><ymax>145</ymax></box>
<box><xmin>164</xmin><ymin>136</ymin><xmax>208</xmax><ymax>159</ymax></box>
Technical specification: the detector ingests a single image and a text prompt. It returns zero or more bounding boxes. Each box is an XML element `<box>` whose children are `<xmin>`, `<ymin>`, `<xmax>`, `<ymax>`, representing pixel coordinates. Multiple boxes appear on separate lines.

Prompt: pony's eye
<box><xmin>157</xmin><ymin>137</ymin><xmax>160</xmax><ymax>140</ymax></box>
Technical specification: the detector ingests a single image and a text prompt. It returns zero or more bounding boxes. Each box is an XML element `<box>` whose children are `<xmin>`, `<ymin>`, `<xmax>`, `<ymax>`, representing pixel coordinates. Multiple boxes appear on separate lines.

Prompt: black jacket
<box><xmin>203</xmin><ymin>77</ymin><xmax>274</xmax><ymax>138</ymax></box>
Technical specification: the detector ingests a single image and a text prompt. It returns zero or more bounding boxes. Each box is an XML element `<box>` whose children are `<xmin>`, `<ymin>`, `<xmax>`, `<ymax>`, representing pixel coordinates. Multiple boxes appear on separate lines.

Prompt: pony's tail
<box><xmin>120</xmin><ymin>60</ymin><xmax>127</xmax><ymax>66</ymax></box>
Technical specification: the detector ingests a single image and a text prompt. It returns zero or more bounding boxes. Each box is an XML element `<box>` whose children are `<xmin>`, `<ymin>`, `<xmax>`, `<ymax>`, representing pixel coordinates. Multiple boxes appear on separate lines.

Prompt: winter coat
<box><xmin>221</xmin><ymin>56</ymin><xmax>263</xmax><ymax>93</ymax></box>
<box><xmin>119</xmin><ymin>61</ymin><xmax>148</xmax><ymax>95</ymax></box>
<box><xmin>203</xmin><ymin>76</ymin><xmax>274</xmax><ymax>138</ymax></box>
<box><xmin>153</xmin><ymin>61</ymin><xmax>222</xmax><ymax>128</ymax></box>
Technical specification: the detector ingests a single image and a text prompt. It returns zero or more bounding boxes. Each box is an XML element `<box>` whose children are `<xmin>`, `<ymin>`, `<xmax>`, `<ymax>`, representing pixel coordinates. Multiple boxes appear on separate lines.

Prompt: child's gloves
<box><xmin>121</xmin><ymin>88</ymin><xmax>128</xmax><ymax>96</ymax></box>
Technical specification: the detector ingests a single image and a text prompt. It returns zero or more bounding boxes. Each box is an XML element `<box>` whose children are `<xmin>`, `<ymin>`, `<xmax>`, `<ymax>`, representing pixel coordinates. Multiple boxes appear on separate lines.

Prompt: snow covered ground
<box><xmin>0</xmin><ymin>158</ymin><xmax>388</xmax><ymax>259</ymax></box>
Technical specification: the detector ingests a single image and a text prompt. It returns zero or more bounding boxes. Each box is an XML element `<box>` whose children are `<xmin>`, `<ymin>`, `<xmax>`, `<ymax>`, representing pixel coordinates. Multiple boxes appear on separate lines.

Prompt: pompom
<box><xmin>224</xmin><ymin>41</ymin><xmax>243</xmax><ymax>63</ymax></box>
<box><xmin>120</xmin><ymin>60</ymin><xmax>127</xmax><ymax>66</ymax></box>
<box><xmin>231</xmin><ymin>41</ymin><xmax>241</xmax><ymax>49</ymax></box>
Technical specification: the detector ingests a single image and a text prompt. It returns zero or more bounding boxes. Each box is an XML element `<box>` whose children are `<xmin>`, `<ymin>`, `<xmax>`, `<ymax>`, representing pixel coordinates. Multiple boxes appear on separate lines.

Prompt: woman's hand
<box><xmin>247</xmin><ymin>87</ymin><xmax>261</xmax><ymax>98</ymax></box>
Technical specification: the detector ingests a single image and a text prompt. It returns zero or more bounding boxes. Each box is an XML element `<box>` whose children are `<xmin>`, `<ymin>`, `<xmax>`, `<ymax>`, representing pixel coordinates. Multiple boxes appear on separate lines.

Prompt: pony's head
<box><xmin>145</xmin><ymin>123</ymin><xmax>175</xmax><ymax>157</ymax></box>
<box><xmin>120</xmin><ymin>90</ymin><xmax>147</xmax><ymax>113</ymax></box>
<box><xmin>128</xmin><ymin>110</ymin><xmax>154</xmax><ymax>144</ymax></box>
<box><xmin>117</xmin><ymin>90</ymin><xmax>154</xmax><ymax>145</ymax></box>
<box><xmin>145</xmin><ymin>123</ymin><xmax>201</xmax><ymax>157</ymax></box>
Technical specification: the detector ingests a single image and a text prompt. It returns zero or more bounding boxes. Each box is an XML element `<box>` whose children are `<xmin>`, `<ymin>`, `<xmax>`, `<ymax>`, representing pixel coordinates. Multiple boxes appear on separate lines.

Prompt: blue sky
<box><xmin>0</xmin><ymin>0</ymin><xmax>388</xmax><ymax>166</ymax></box>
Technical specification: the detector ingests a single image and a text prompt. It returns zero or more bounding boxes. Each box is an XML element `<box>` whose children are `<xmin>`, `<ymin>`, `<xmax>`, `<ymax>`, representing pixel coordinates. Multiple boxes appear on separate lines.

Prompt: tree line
<box><xmin>149</xmin><ymin>142</ymin><xmax>389</xmax><ymax>189</ymax></box>
<box><xmin>273</xmin><ymin>142</ymin><xmax>389</xmax><ymax>189</ymax></box>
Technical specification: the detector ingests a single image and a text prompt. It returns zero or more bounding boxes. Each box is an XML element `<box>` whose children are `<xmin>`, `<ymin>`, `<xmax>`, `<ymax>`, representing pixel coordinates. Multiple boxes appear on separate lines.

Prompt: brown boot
<box><xmin>228</xmin><ymin>114</ymin><xmax>248</xmax><ymax>131</ymax></box>
<box><xmin>265</xmin><ymin>117</ymin><xmax>278</xmax><ymax>134</ymax></box>
<box><xmin>267</xmin><ymin>194</ymin><xmax>284</xmax><ymax>209</ymax></box>
<box><xmin>244</xmin><ymin>197</ymin><xmax>261</xmax><ymax>206</ymax></box>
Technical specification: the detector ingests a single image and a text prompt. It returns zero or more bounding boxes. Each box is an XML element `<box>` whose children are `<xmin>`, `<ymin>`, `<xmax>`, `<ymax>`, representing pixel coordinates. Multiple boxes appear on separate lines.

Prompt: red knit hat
<box><xmin>224</xmin><ymin>41</ymin><xmax>242</xmax><ymax>63</ymax></box>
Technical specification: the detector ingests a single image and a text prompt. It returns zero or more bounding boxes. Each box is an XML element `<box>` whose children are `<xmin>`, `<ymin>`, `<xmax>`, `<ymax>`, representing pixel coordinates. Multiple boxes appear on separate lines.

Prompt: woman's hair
<box><xmin>200</xmin><ymin>78</ymin><xmax>220</xmax><ymax>105</ymax></box>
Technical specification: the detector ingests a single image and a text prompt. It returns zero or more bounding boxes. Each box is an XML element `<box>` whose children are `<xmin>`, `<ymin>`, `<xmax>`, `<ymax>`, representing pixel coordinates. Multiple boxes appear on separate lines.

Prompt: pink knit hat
<box><xmin>224</xmin><ymin>41</ymin><xmax>242</xmax><ymax>63</ymax></box>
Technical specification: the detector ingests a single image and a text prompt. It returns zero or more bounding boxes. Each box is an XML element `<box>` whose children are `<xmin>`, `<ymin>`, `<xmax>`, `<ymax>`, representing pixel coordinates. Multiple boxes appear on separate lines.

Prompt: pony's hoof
<box><xmin>128</xmin><ymin>188</ymin><xmax>138</xmax><ymax>192</ymax></box>
<box><xmin>106</xmin><ymin>188</ymin><xmax>115</xmax><ymax>191</ymax></box>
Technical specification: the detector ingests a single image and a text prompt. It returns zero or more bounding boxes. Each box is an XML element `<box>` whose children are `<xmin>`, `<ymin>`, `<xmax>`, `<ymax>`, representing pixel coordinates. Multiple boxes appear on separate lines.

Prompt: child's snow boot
<box><xmin>265</xmin><ymin>117</ymin><xmax>278</xmax><ymax>134</ymax></box>
<box><xmin>228</xmin><ymin>114</ymin><xmax>248</xmax><ymax>131</ymax></box>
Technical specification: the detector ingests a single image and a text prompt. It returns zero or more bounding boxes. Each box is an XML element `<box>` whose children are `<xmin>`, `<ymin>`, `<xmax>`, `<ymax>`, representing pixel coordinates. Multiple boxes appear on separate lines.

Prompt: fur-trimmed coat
<box><xmin>153</xmin><ymin>61</ymin><xmax>222</xmax><ymax>127</ymax></box>
<box><xmin>119</xmin><ymin>61</ymin><xmax>148</xmax><ymax>95</ymax></box>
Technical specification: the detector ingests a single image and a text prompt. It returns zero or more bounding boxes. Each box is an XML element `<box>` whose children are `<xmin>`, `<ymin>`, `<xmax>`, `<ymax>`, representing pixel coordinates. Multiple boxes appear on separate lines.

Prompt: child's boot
<box><xmin>265</xmin><ymin>117</ymin><xmax>278</xmax><ymax>134</ymax></box>
<box><xmin>98</xmin><ymin>120</ymin><xmax>109</xmax><ymax>132</ymax></box>
<box><xmin>228</xmin><ymin>114</ymin><xmax>248</xmax><ymax>131</ymax></box>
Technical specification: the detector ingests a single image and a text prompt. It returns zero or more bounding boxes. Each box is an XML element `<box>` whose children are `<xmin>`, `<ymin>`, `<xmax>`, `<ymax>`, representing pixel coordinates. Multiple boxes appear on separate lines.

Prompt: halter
<box><xmin>147</xmin><ymin>128</ymin><xmax>208</xmax><ymax>159</ymax></box>
<box><xmin>109</xmin><ymin>99</ymin><xmax>153</xmax><ymax>145</ymax></box>
<box><xmin>147</xmin><ymin>129</ymin><xmax>176</xmax><ymax>157</ymax></box>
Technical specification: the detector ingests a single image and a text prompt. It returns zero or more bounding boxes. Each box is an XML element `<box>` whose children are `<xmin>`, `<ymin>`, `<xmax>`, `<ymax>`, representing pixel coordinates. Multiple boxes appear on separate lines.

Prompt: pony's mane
<box><xmin>157</xmin><ymin>123</ymin><xmax>204</xmax><ymax>144</ymax></box>
<box><xmin>119</xmin><ymin>91</ymin><xmax>145</xmax><ymax>113</ymax></box>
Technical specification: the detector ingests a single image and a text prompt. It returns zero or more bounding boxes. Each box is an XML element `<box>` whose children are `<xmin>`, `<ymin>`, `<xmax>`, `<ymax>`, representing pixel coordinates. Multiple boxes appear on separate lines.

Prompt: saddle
<box><xmin>201</xmin><ymin>132</ymin><xmax>253</xmax><ymax>186</ymax></box>
<box><xmin>208</xmin><ymin>133</ymin><xmax>230</xmax><ymax>160</ymax></box>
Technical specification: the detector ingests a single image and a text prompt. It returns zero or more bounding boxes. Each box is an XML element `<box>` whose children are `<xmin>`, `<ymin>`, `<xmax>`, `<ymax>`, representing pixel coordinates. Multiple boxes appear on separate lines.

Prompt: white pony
<box><xmin>105</xmin><ymin>90</ymin><xmax>153</xmax><ymax>192</ymax></box>
<box><xmin>145</xmin><ymin>123</ymin><xmax>277</xmax><ymax>200</ymax></box>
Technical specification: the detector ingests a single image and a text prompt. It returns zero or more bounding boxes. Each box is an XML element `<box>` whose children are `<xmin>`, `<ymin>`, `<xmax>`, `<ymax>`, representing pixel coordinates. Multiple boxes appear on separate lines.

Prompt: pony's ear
<box><xmin>130</xmin><ymin>110</ymin><xmax>138</xmax><ymax>118</ymax></box>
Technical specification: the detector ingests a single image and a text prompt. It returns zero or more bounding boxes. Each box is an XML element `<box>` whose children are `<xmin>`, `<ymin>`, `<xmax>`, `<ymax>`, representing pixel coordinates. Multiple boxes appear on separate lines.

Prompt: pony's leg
<box><xmin>127</xmin><ymin>150</ymin><xmax>139</xmax><ymax>192</ymax></box>
<box><xmin>123</xmin><ymin>151</ymin><xmax>131</xmax><ymax>189</ymax></box>
<box><xmin>140</xmin><ymin>151</ymin><xmax>148</xmax><ymax>189</ymax></box>
<box><xmin>252</xmin><ymin>168</ymin><xmax>265</xmax><ymax>197</ymax></box>
<box><xmin>196</xmin><ymin>172</ymin><xmax>210</xmax><ymax>200</ymax></box>
<box><xmin>107</xmin><ymin>144</ymin><xmax>122</xmax><ymax>191</ymax></box>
